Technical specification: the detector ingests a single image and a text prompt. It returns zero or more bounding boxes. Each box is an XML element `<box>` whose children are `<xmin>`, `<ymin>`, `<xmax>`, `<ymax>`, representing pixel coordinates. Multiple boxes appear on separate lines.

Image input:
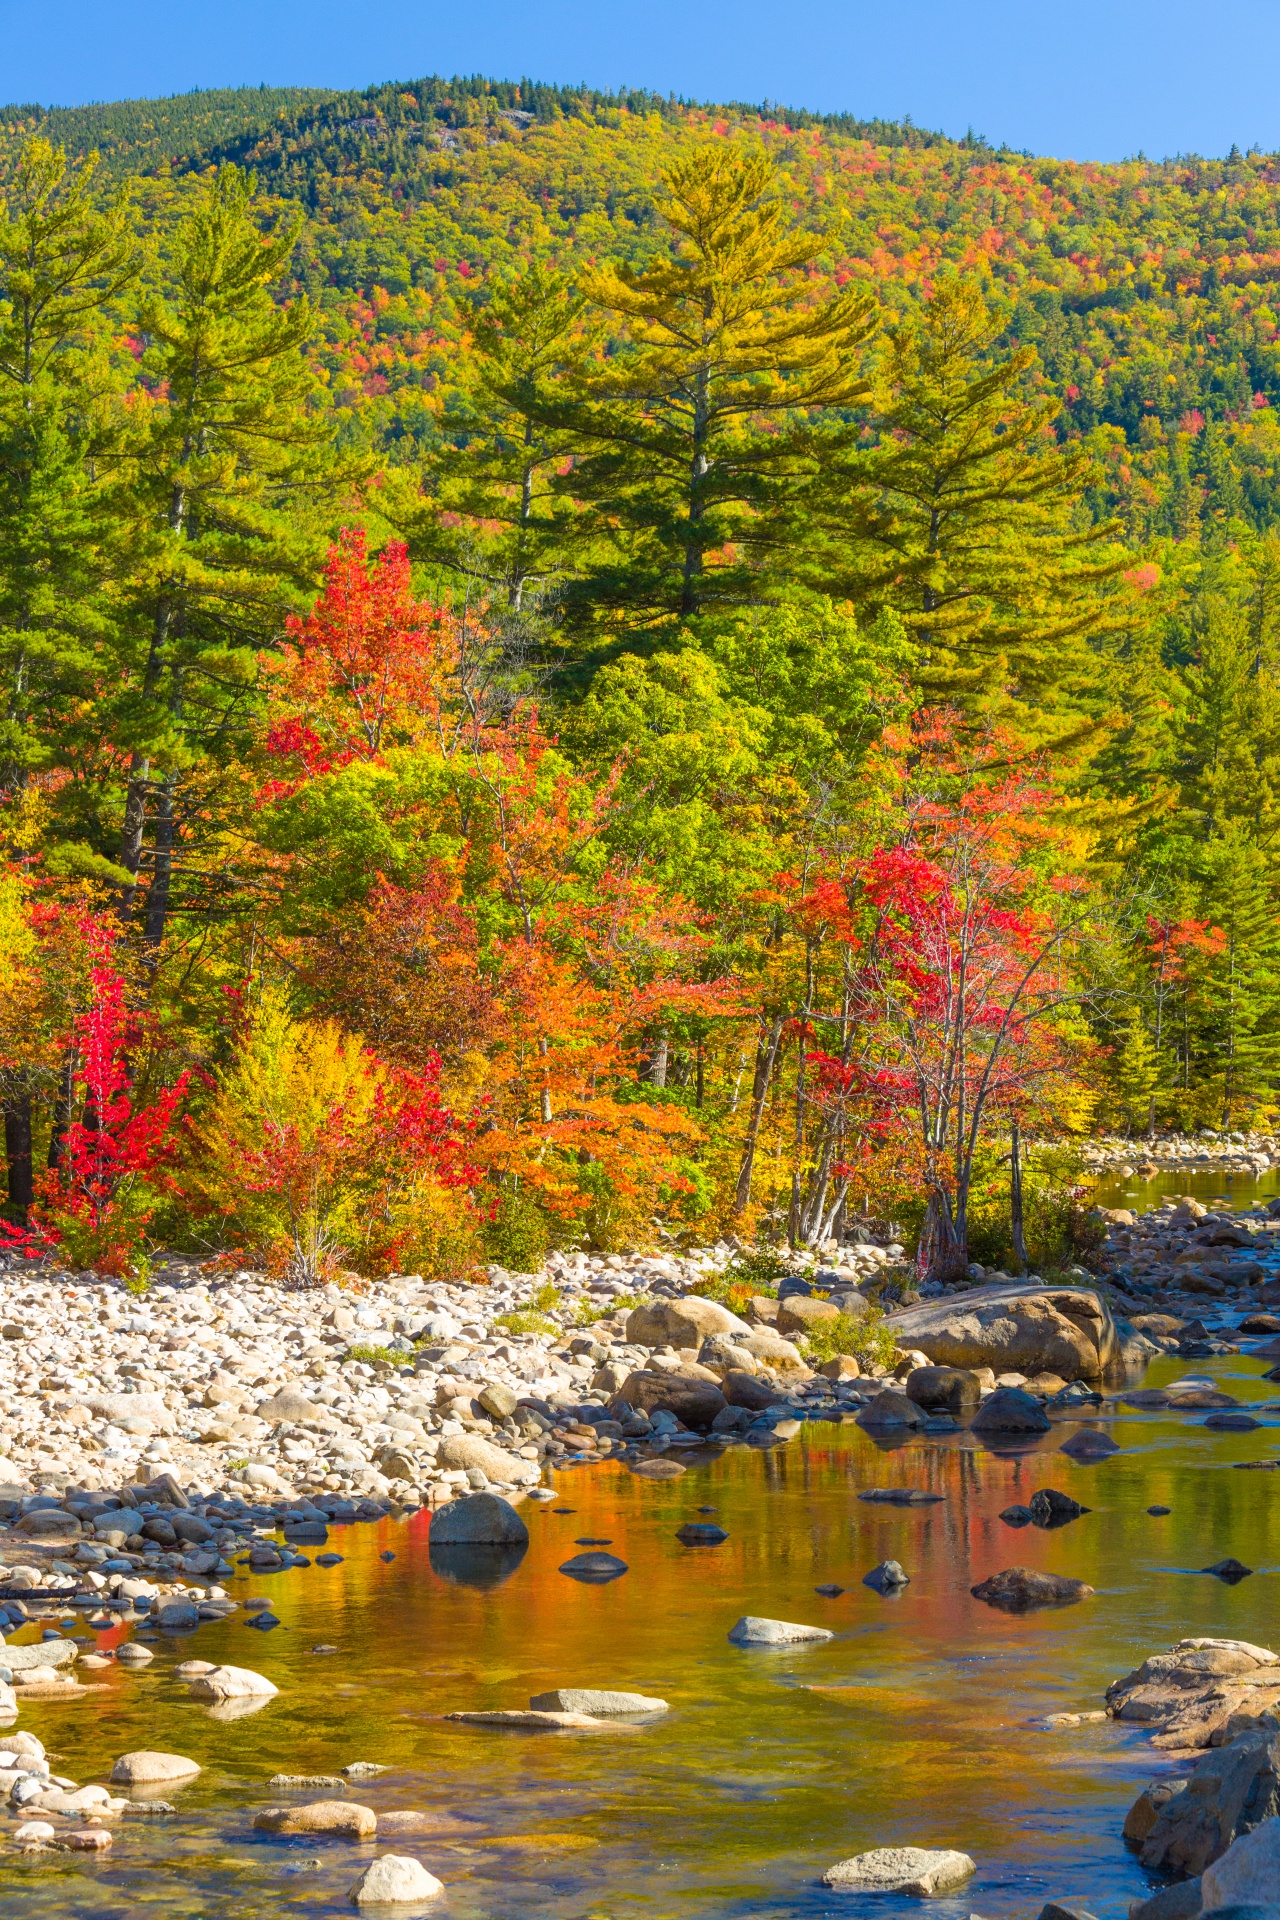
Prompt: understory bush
<box><xmin>799</xmin><ymin>1308</ymin><xmax>898</xmax><ymax>1372</ymax></box>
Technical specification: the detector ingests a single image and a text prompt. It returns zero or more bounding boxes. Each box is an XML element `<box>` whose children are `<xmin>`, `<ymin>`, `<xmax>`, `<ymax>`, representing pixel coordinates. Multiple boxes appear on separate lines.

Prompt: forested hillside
<box><xmin>1</xmin><ymin>76</ymin><xmax>1279</xmax><ymax>1288</ymax></box>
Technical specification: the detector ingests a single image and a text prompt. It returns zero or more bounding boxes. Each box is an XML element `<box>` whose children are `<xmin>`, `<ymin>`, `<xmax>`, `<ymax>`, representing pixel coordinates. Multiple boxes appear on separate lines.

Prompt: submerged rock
<box><xmin>970</xmin><ymin>1567</ymin><xmax>1093</xmax><ymax>1611</ymax></box>
<box><xmin>559</xmin><ymin>1552</ymin><xmax>628</xmax><ymax>1584</ymax></box>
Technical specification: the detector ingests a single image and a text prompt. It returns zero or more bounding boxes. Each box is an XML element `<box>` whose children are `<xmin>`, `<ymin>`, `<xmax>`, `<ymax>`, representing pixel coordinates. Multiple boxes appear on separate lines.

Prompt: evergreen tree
<box><xmin>801</xmin><ymin>278</ymin><xmax>1134</xmax><ymax>706</ymax></box>
<box><xmin>395</xmin><ymin>267</ymin><xmax>595</xmax><ymax>614</ymax></box>
<box><xmin>109</xmin><ymin>165</ymin><xmax>355</xmax><ymax>949</ymax></box>
<box><xmin>552</xmin><ymin>143</ymin><xmax>878</xmax><ymax>639</ymax></box>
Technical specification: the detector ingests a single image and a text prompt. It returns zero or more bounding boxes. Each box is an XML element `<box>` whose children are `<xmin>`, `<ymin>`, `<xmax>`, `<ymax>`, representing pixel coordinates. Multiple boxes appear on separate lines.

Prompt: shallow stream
<box><xmin>2</xmin><ymin>1332</ymin><xmax>1280</xmax><ymax>1920</ymax></box>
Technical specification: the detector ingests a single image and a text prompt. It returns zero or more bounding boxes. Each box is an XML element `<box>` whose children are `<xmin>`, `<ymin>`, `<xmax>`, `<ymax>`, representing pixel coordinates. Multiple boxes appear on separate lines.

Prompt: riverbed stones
<box><xmin>1201</xmin><ymin>1815</ymin><xmax>1280</xmax><ymax>1910</ymax></box>
<box><xmin>1134</xmin><ymin>1726</ymin><xmax>1280</xmax><ymax>1877</ymax></box>
<box><xmin>887</xmin><ymin>1283</ymin><xmax>1118</xmax><ymax>1380</ymax></box>
<box><xmin>971</xmin><ymin>1567</ymin><xmax>1094</xmax><ymax>1611</ymax></box>
<box><xmin>428</xmin><ymin>1493</ymin><xmax>529</xmax><ymax>1547</ymax></box>
<box><xmin>728</xmin><ymin>1616</ymin><xmax>834</xmax><ymax>1646</ymax></box>
<box><xmin>721</xmin><ymin>1370</ymin><xmax>784</xmax><ymax>1410</ymax></box>
<box><xmin>349</xmin><ymin>1855</ymin><xmax>443</xmax><ymax>1904</ymax></box>
<box><xmin>1107</xmin><ymin>1639</ymin><xmax>1280</xmax><ymax>1749</ymax></box>
<box><xmin>608</xmin><ymin>1371</ymin><xmax>727</xmax><ymax>1430</ymax></box>
<box><xmin>476</xmin><ymin>1383</ymin><xmax>519</xmax><ymax>1421</ymax></box>
<box><xmin>256</xmin><ymin>1800</ymin><xmax>377</xmax><ymax>1838</ymax></box>
<box><xmin>821</xmin><ymin>1846</ymin><xmax>976</xmax><ymax>1894</ymax></box>
<box><xmin>109</xmin><ymin>1752</ymin><xmax>201</xmax><ymax>1786</ymax></box>
<box><xmin>445</xmin><ymin>1709</ymin><xmax>629</xmax><ymax>1731</ymax></box>
<box><xmin>528</xmin><ymin>1689</ymin><xmax>668</xmax><ymax>1714</ymax></box>
<box><xmin>3</xmin><ymin>1639</ymin><xmax>77</xmax><ymax>1671</ymax></box>
<box><xmin>970</xmin><ymin>1387</ymin><xmax>1051</xmax><ymax>1433</ymax></box>
<box><xmin>904</xmin><ymin>1365</ymin><xmax>982</xmax><ymax>1417</ymax></box>
<box><xmin>187</xmin><ymin>1665</ymin><xmax>278</xmax><ymax>1702</ymax></box>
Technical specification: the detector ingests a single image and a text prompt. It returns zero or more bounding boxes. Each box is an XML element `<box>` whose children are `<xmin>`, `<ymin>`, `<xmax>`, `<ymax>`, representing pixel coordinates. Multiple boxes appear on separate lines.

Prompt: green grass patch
<box><xmin>345</xmin><ymin>1343</ymin><xmax>402</xmax><ymax>1366</ymax></box>
<box><xmin>799</xmin><ymin>1309</ymin><xmax>898</xmax><ymax>1372</ymax></box>
<box><xmin>569</xmin><ymin>1292</ymin><xmax>639</xmax><ymax>1327</ymax></box>
<box><xmin>493</xmin><ymin>1308</ymin><xmax>558</xmax><ymax>1338</ymax></box>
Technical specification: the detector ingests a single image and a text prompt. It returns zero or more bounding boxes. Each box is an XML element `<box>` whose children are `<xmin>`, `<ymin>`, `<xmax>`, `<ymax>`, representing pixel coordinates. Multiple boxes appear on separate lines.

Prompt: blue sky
<box><xmin>2</xmin><ymin>0</ymin><xmax>1277</xmax><ymax>163</ymax></box>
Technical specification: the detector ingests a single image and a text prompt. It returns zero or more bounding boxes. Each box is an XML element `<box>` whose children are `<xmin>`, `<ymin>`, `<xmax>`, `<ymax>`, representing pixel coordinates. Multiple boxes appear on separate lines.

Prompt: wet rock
<box><xmin>628</xmin><ymin>1457</ymin><xmax>686</xmax><ymax>1479</ymax></box>
<box><xmin>349</xmin><ymin>1855</ymin><xmax>444</xmax><ymax>1904</ymax></box>
<box><xmin>187</xmin><ymin>1665</ymin><xmax>278</xmax><ymax>1701</ymax></box>
<box><xmin>858</xmin><ymin>1488</ymin><xmax>944</xmax><ymax>1506</ymax></box>
<box><xmin>1205</xmin><ymin>1414</ymin><xmax>1263</xmax><ymax>1432</ymax></box>
<box><xmin>256</xmin><ymin>1800</ymin><xmax>377</xmax><ymax>1837</ymax></box>
<box><xmin>1029</xmin><ymin>1488</ymin><xmax>1089</xmax><ymax>1528</ymax></box>
<box><xmin>609</xmin><ymin>1370</ymin><xmax>727</xmax><ymax>1430</ymax></box>
<box><xmin>1038</xmin><ymin>1906</ymin><xmax>1100</xmax><ymax>1920</ymax></box>
<box><xmin>528</xmin><ymin>1688</ymin><xmax>667</xmax><ymax>1714</ymax></box>
<box><xmin>270</xmin><ymin>1774</ymin><xmax>347</xmax><ymax>1790</ymax></box>
<box><xmin>815</xmin><ymin>1583</ymin><xmax>845</xmax><ymax>1596</ymax></box>
<box><xmin>1136</xmin><ymin>1725</ymin><xmax>1280</xmax><ymax>1877</ymax></box>
<box><xmin>110</xmin><ymin>1752</ymin><xmax>201</xmax><ymax>1786</ymax></box>
<box><xmin>1123</xmin><ymin>1779</ymin><xmax>1182</xmax><ymax>1845</ymax></box>
<box><xmin>970</xmin><ymin>1387</ymin><xmax>1051</xmax><ymax>1433</ymax></box>
<box><xmin>559</xmin><ymin>1552</ymin><xmax>628</xmax><ymax>1584</ymax></box>
<box><xmin>1149</xmin><ymin>1505</ymin><xmax>1173</xmax><ymax>1516</ymax></box>
<box><xmin>721</xmin><ymin>1372</ymin><xmax>783</xmax><ymax>1411</ymax></box>
<box><xmin>971</xmin><ymin>1567</ymin><xmax>1094</xmax><ymax>1611</ymax></box>
<box><xmin>1170</xmin><ymin>1389</ymin><xmax>1240</xmax><ymax>1410</ymax></box>
<box><xmin>856</xmin><ymin>1389</ymin><xmax>922</xmax><ymax>1428</ymax></box>
<box><xmin>115</xmin><ymin>1643</ymin><xmax>154</xmax><ymax>1667</ymax></box>
<box><xmin>1058</xmin><ymin>1428</ymin><xmax>1120</xmax><ymax>1460</ymax></box>
<box><xmin>1000</xmin><ymin>1504</ymin><xmax>1034</xmax><ymax>1527</ymax></box>
<box><xmin>1125</xmin><ymin>1879</ymin><xmax>1202</xmax><ymax>1920</ymax></box>
<box><xmin>904</xmin><ymin>1364</ymin><xmax>982</xmax><ymax>1417</ymax></box>
<box><xmin>821</xmin><ymin>1845</ymin><xmax>976</xmax><ymax>1893</ymax></box>
<box><xmin>728</xmin><ymin>1616</ymin><xmax>833</xmax><ymax>1646</ymax></box>
<box><xmin>4</xmin><ymin>1639</ymin><xmax>76</xmax><ymax>1671</ymax></box>
<box><xmin>445</xmin><ymin>1709</ymin><xmax>627</xmax><ymax>1730</ymax></box>
<box><xmin>428</xmin><ymin>1494</ymin><xmax>529</xmax><ymax>1548</ymax></box>
<box><xmin>887</xmin><ymin>1283</ymin><xmax>1117</xmax><ymax>1380</ymax></box>
<box><xmin>863</xmin><ymin>1560</ymin><xmax>910</xmax><ymax>1594</ymax></box>
<box><xmin>1107</xmin><ymin>1638</ymin><xmax>1280</xmax><ymax>1749</ymax></box>
<box><xmin>151</xmin><ymin>1597</ymin><xmax>201</xmax><ymax>1631</ymax></box>
<box><xmin>1202</xmin><ymin>1815</ymin><xmax>1280</xmax><ymax>1909</ymax></box>
<box><xmin>377</xmin><ymin>1811</ymin><xmax>481</xmax><ymax>1835</ymax></box>
<box><xmin>676</xmin><ymin>1523</ymin><xmax>728</xmax><ymax>1545</ymax></box>
<box><xmin>60</xmin><ymin>1829</ymin><xmax>112</xmax><ymax>1852</ymax></box>
<box><xmin>1203</xmin><ymin>1560</ymin><xmax>1254</xmax><ymax>1584</ymax></box>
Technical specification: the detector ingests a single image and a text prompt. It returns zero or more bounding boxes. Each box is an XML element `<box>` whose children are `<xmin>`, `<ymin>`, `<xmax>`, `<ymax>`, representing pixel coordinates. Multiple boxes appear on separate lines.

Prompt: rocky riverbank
<box><xmin>1082</xmin><ymin>1129</ymin><xmax>1280</xmax><ymax>1178</ymax></box>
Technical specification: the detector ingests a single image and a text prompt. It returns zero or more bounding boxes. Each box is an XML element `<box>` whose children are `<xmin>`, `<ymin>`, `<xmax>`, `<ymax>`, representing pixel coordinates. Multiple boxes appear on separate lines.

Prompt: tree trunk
<box><xmin>918</xmin><ymin>1184</ymin><xmax>966</xmax><ymax>1284</ymax></box>
<box><xmin>117</xmin><ymin>752</ymin><xmax>150</xmax><ymax>915</ymax></box>
<box><xmin>3</xmin><ymin>1092</ymin><xmax>33</xmax><ymax>1221</ymax></box>
<box><xmin>732</xmin><ymin>1015</ymin><xmax>784</xmax><ymax>1218</ymax></box>
<box><xmin>1009</xmin><ymin>1120</ymin><xmax>1029</xmax><ymax>1276</ymax></box>
<box><xmin>144</xmin><ymin>770</ymin><xmax>178</xmax><ymax>949</ymax></box>
<box><xmin>48</xmin><ymin>1053</ymin><xmax>74</xmax><ymax>1169</ymax></box>
<box><xmin>648</xmin><ymin>1030</ymin><xmax>669</xmax><ymax>1088</ymax></box>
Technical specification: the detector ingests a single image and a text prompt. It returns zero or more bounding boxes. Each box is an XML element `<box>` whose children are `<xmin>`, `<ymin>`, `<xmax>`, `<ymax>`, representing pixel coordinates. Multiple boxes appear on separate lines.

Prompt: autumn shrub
<box><xmin>961</xmin><ymin>1143</ymin><xmax>1099</xmax><ymax>1275</ymax></box>
<box><xmin>799</xmin><ymin>1308</ymin><xmax>898</xmax><ymax>1371</ymax></box>
<box><xmin>483</xmin><ymin>1189</ymin><xmax>557</xmax><ymax>1273</ymax></box>
<box><xmin>183</xmin><ymin>986</ymin><xmax>476</xmax><ymax>1284</ymax></box>
<box><xmin>690</xmin><ymin>1245</ymin><xmax>786</xmax><ymax>1315</ymax></box>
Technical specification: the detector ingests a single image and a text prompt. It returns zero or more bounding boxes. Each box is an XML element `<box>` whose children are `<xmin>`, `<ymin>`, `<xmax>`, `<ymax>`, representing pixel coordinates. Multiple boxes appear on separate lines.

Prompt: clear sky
<box><xmin>1</xmin><ymin>0</ymin><xmax>1277</xmax><ymax>164</ymax></box>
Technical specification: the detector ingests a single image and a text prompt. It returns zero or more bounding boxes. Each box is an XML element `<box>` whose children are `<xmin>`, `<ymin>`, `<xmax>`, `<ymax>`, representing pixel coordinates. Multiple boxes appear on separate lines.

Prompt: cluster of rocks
<box><xmin>1082</xmin><ymin>1130</ymin><xmax>1280</xmax><ymax>1176</ymax></box>
<box><xmin>1095</xmin><ymin>1195</ymin><xmax>1280</xmax><ymax>1307</ymax></box>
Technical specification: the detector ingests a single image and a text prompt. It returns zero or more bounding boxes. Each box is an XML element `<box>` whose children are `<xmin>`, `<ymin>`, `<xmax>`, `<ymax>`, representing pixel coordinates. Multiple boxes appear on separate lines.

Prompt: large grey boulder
<box><xmin>1137</xmin><ymin>1730</ymin><xmax>1280</xmax><ymax>1878</ymax></box>
<box><xmin>1203</xmin><ymin>1815</ymin><xmax>1280</xmax><ymax>1909</ymax></box>
<box><xmin>429</xmin><ymin>1494</ymin><xmax>528</xmax><ymax>1547</ymax></box>
<box><xmin>435</xmin><ymin>1433</ymin><xmax>539</xmax><ymax>1485</ymax></box>
<box><xmin>608</xmin><ymin>1371</ymin><xmax>727</xmax><ymax>1431</ymax></box>
<box><xmin>905</xmin><ymin>1365</ymin><xmax>982</xmax><ymax>1416</ymax></box>
<box><xmin>887</xmin><ymin>1283</ymin><xmax>1118</xmax><ymax>1381</ymax></box>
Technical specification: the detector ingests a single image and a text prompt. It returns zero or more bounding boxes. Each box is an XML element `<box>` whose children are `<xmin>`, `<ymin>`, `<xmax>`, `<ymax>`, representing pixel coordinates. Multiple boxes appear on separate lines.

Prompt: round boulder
<box><xmin>776</xmin><ymin>1295</ymin><xmax>843</xmax><ymax>1337</ymax></box>
<box><xmin>429</xmin><ymin>1494</ymin><xmax>529</xmax><ymax>1548</ymax></box>
<box><xmin>110</xmin><ymin>1751</ymin><xmax>201</xmax><ymax>1787</ymax></box>
<box><xmin>857</xmin><ymin>1389</ymin><xmax>922</xmax><ymax>1429</ymax></box>
<box><xmin>255</xmin><ymin>1800</ymin><xmax>376</xmax><ymax>1838</ymax></box>
<box><xmin>350</xmin><ymin>1855</ymin><xmax>443</xmax><ymax>1904</ymax></box>
<box><xmin>624</xmin><ymin>1296</ymin><xmax>750</xmax><ymax>1349</ymax></box>
<box><xmin>970</xmin><ymin>1387</ymin><xmax>1051</xmax><ymax>1433</ymax></box>
<box><xmin>971</xmin><ymin>1567</ymin><xmax>1094</xmax><ymax>1611</ymax></box>
<box><xmin>608</xmin><ymin>1371</ymin><xmax>727</xmax><ymax>1431</ymax></box>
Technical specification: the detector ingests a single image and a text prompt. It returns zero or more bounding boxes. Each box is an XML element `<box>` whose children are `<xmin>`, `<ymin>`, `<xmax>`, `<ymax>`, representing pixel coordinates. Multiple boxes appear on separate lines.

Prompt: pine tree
<box><xmin>109</xmin><ymin>165</ymin><xmax>356</xmax><ymax>949</ymax></box>
<box><xmin>394</xmin><ymin>266</ymin><xmax>595</xmax><ymax>614</ymax></box>
<box><xmin>800</xmin><ymin>278</ymin><xmax>1134</xmax><ymax>706</ymax></box>
<box><xmin>552</xmin><ymin>143</ymin><xmax>878</xmax><ymax>638</ymax></box>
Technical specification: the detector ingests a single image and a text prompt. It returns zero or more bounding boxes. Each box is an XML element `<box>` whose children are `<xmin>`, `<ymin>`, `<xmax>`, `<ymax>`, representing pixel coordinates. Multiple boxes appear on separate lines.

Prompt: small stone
<box><xmin>559</xmin><ymin>1553</ymin><xmax>628</xmax><ymax>1584</ymax></box>
<box><xmin>349</xmin><ymin>1854</ymin><xmax>444</xmax><ymax>1904</ymax></box>
<box><xmin>814</xmin><ymin>1583</ymin><xmax>846</xmax><ymax>1597</ymax></box>
<box><xmin>971</xmin><ymin>1567</ymin><xmax>1093</xmax><ymax>1611</ymax></box>
<box><xmin>863</xmin><ymin>1560</ymin><xmax>910</xmax><ymax>1594</ymax></box>
<box><xmin>675</xmin><ymin>1524</ymin><xmax>728</xmax><ymax>1545</ymax></box>
<box><xmin>1028</xmin><ymin>1488</ymin><xmax>1089</xmax><ymax>1528</ymax></box>
<box><xmin>1058</xmin><ymin>1428</ymin><xmax>1120</xmax><ymax>1459</ymax></box>
<box><xmin>1147</xmin><ymin>1506</ymin><xmax>1172</xmax><ymax>1516</ymax></box>
<box><xmin>60</xmin><ymin>1829</ymin><xmax>113</xmax><ymax>1852</ymax></box>
<box><xmin>115</xmin><ymin>1643</ymin><xmax>154</xmax><ymax>1666</ymax></box>
<box><xmin>727</xmin><ymin>1616</ymin><xmax>833</xmax><ymax>1646</ymax></box>
<box><xmin>1202</xmin><ymin>1558</ymin><xmax>1253</xmax><ymax>1582</ymax></box>
<box><xmin>269</xmin><ymin>1774</ymin><xmax>347</xmax><ymax>1790</ymax></box>
<box><xmin>14</xmin><ymin>1821</ymin><xmax>55</xmax><ymax>1842</ymax></box>
<box><xmin>444</xmin><ymin>1709</ymin><xmax>630</xmax><ymax>1730</ymax></box>
<box><xmin>187</xmin><ymin>1665</ymin><xmax>278</xmax><ymax>1701</ymax></box>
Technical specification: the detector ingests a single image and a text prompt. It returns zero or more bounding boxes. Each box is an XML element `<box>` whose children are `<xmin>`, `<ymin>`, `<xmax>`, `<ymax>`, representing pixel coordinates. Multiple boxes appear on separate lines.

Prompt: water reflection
<box><xmin>427</xmin><ymin>1541</ymin><xmax>529</xmax><ymax>1590</ymax></box>
<box><xmin>2</xmin><ymin>1343</ymin><xmax>1280</xmax><ymax>1919</ymax></box>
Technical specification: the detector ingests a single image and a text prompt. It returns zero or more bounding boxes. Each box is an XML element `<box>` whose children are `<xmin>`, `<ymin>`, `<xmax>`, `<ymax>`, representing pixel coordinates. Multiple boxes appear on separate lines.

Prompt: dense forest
<box><xmin>0</xmin><ymin>74</ymin><xmax>1278</xmax><ymax>1289</ymax></box>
